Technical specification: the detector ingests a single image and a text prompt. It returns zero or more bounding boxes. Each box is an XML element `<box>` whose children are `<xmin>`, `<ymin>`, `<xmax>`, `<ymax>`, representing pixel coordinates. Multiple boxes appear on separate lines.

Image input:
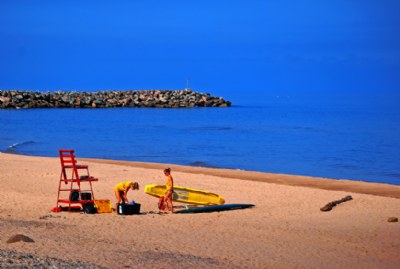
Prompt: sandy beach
<box><xmin>1</xmin><ymin>152</ymin><xmax>399</xmax><ymax>268</ymax></box>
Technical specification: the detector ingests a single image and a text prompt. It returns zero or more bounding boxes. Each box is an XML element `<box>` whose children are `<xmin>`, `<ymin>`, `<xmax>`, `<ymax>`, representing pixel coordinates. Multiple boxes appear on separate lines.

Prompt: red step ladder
<box><xmin>55</xmin><ymin>149</ymin><xmax>98</xmax><ymax>212</ymax></box>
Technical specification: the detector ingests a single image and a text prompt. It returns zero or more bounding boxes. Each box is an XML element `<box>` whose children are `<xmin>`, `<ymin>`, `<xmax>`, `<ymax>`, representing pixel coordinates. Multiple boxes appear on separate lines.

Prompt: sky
<box><xmin>1</xmin><ymin>0</ymin><xmax>399</xmax><ymax>105</ymax></box>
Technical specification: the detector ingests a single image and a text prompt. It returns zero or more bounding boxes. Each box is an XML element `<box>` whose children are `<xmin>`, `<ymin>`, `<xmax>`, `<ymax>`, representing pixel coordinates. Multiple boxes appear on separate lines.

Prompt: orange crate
<box><xmin>94</xmin><ymin>199</ymin><xmax>113</xmax><ymax>213</ymax></box>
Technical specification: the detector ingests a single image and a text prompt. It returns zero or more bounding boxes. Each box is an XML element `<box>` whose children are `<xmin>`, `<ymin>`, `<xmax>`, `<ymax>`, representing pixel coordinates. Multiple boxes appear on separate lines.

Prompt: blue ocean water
<box><xmin>1</xmin><ymin>101</ymin><xmax>399</xmax><ymax>185</ymax></box>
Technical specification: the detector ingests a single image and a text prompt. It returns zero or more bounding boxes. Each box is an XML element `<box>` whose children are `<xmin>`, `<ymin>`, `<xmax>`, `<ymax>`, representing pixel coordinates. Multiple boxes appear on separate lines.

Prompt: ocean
<box><xmin>1</xmin><ymin>100</ymin><xmax>399</xmax><ymax>185</ymax></box>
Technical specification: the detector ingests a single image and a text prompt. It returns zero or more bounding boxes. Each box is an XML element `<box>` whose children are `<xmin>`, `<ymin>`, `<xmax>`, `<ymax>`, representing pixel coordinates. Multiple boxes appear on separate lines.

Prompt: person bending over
<box><xmin>114</xmin><ymin>181</ymin><xmax>139</xmax><ymax>206</ymax></box>
<box><xmin>163</xmin><ymin>168</ymin><xmax>174</xmax><ymax>213</ymax></box>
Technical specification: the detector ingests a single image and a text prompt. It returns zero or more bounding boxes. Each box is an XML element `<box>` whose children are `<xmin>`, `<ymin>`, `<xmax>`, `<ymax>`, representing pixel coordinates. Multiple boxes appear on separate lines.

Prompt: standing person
<box><xmin>164</xmin><ymin>168</ymin><xmax>174</xmax><ymax>213</ymax></box>
<box><xmin>114</xmin><ymin>181</ymin><xmax>139</xmax><ymax>207</ymax></box>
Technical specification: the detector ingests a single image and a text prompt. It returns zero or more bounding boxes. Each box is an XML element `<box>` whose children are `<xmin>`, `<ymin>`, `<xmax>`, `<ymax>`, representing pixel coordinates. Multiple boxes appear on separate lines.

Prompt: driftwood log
<box><xmin>6</xmin><ymin>234</ymin><xmax>35</xmax><ymax>244</ymax></box>
<box><xmin>320</xmin><ymin>195</ymin><xmax>353</xmax><ymax>212</ymax></box>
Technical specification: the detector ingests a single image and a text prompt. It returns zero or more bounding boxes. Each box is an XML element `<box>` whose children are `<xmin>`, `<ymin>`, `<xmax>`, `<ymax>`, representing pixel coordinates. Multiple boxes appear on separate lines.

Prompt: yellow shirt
<box><xmin>114</xmin><ymin>181</ymin><xmax>132</xmax><ymax>192</ymax></box>
<box><xmin>166</xmin><ymin>175</ymin><xmax>173</xmax><ymax>191</ymax></box>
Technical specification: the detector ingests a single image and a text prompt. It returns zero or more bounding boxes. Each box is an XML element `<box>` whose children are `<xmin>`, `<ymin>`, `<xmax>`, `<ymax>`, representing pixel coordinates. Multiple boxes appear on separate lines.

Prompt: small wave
<box><xmin>331</xmin><ymin>163</ymin><xmax>362</xmax><ymax>170</ymax></box>
<box><xmin>136</xmin><ymin>154</ymin><xmax>169</xmax><ymax>158</ymax></box>
<box><xmin>284</xmin><ymin>126</ymin><xmax>322</xmax><ymax>133</ymax></box>
<box><xmin>188</xmin><ymin>126</ymin><xmax>233</xmax><ymax>132</ymax></box>
<box><xmin>207</xmin><ymin>127</ymin><xmax>233</xmax><ymax>131</ymax></box>
<box><xmin>5</xmin><ymin>141</ymin><xmax>35</xmax><ymax>153</ymax></box>
<box><xmin>383</xmin><ymin>172</ymin><xmax>400</xmax><ymax>178</ymax></box>
<box><xmin>189</xmin><ymin>161</ymin><xmax>221</xmax><ymax>168</ymax></box>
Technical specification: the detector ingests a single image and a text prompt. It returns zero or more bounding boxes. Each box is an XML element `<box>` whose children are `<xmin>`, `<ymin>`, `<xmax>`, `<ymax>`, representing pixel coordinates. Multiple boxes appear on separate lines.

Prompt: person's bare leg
<box><xmin>114</xmin><ymin>190</ymin><xmax>122</xmax><ymax>211</ymax></box>
<box><xmin>167</xmin><ymin>200</ymin><xmax>173</xmax><ymax>213</ymax></box>
<box><xmin>166</xmin><ymin>192</ymin><xmax>173</xmax><ymax>213</ymax></box>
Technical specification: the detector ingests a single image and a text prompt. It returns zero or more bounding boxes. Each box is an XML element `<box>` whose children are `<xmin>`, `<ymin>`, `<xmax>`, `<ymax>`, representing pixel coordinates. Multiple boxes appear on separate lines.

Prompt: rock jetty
<box><xmin>0</xmin><ymin>89</ymin><xmax>231</xmax><ymax>109</ymax></box>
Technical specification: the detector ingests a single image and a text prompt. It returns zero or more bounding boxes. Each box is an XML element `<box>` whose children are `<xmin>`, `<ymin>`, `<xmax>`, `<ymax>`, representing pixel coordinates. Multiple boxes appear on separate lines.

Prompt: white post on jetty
<box><xmin>185</xmin><ymin>79</ymin><xmax>190</xmax><ymax>91</ymax></box>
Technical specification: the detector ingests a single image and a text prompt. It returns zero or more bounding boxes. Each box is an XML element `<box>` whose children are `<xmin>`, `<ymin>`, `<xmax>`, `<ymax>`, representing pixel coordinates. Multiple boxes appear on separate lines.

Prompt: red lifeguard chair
<box><xmin>55</xmin><ymin>149</ymin><xmax>98</xmax><ymax>212</ymax></box>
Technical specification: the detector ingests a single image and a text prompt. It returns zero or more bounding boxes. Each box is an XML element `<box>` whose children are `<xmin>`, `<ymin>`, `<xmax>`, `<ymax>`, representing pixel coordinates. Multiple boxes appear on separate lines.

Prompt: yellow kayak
<box><xmin>144</xmin><ymin>184</ymin><xmax>225</xmax><ymax>205</ymax></box>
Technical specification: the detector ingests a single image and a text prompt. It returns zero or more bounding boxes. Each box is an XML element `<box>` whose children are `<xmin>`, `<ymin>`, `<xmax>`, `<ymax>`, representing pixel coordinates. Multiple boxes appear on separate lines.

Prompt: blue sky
<box><xmin>1</xmin><ymin>1</ymin><xmax>399</xmax><ymax>105</ymax></box>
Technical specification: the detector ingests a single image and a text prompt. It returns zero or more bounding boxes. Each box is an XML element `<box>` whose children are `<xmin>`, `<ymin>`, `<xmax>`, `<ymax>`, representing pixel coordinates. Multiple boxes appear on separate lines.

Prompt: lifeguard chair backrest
<box><xmin>59</xmin><ymin>149</ymin><xmax>79</xmax><ymax>180</ymax></box>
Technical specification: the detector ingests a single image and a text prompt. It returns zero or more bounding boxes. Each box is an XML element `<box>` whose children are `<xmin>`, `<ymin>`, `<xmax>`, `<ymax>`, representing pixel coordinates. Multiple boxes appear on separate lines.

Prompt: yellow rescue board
<box><xmin>144</xmin><ymin>184</ymin><xmax>225</xmax><ymax>205</ymax></box>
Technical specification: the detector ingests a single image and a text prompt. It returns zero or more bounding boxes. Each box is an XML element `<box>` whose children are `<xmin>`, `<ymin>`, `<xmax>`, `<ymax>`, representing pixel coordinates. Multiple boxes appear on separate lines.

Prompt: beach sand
<box><xmin>1</xmin><ymin>152</ymin><xmax>399</xmax><ymax>268</ymax></box>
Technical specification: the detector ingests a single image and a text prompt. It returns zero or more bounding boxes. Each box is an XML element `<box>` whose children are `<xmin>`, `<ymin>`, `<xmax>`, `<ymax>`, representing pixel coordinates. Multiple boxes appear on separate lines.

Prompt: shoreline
<box><xmin>84</xmin><ymin>157</ymin><xmax>400</xmax><ymax>199</ymax></box>
<box><xmin>2</xmin><ymin>152</ymin><xmax>400</xmax><ymax>199</ymax></box>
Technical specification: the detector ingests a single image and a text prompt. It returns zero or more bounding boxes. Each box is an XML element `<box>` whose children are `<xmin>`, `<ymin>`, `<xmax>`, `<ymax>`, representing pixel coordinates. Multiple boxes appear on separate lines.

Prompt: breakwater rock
<box><xmin>0</xmin><ymin>89</ymin><xmax>231</xmax><ymax>109</ymax></box>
